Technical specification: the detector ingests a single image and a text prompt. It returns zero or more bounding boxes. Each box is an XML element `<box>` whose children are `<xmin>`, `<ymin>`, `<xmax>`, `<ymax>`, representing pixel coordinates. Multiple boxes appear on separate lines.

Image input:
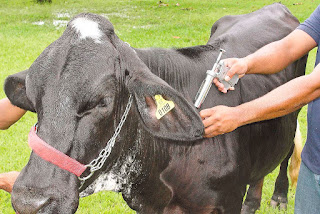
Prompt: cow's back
<box><xmin>208</xmin><ymin>3</ymin><xmax>299</xmax><ymax>57</ymax></box>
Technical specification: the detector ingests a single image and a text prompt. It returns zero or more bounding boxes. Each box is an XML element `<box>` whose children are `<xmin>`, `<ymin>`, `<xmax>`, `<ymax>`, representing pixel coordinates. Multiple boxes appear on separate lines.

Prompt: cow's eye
<box><xmin>97</xmin><ymin>97</ymin><xmax>113</xmax><ymax>108</ymax></box>
<box><xmin>77</xmin><ymin>96</ymin><xmax>113</xmax><ymax>117</ymax></box>
<box><xmin>97</xmin><ymin>98</ymin><xmax>107</xmax><ymax>107</ymax></box>
<box><xmin>98</xmin><ymin>100</ymin><xmax>106</xmax><ymax>107</ymax></box>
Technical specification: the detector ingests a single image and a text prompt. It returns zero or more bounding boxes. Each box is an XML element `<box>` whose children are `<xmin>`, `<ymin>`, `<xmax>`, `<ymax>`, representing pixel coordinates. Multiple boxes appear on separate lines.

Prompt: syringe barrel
<box><xmin>194</xmin><ymin>74</ymin><xmax>215</xmax><ymax>108</ymax></box>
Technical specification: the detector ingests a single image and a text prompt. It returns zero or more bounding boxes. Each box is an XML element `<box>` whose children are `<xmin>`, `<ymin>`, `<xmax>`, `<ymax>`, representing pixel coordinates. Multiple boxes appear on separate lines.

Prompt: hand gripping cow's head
<box><xmin>4</xmin><ymin>13</ymin><xmax>203</xmax><ymax>213</ymax></box>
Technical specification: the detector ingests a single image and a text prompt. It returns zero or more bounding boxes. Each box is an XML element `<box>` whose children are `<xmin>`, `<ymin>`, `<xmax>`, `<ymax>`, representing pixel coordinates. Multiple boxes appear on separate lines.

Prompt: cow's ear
<box><xmin>127</xmin><ymin>71</ymin><xmax>204</xmax><ymax>142</ymax></box>
<box><xmin>4</xmin><ymin>70</ymin><xmax>35</xmax><ymax>112</ymax></box>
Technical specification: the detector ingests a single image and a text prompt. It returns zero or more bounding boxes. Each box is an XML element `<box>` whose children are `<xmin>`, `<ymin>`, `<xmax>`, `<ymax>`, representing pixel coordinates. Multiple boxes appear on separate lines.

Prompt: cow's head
<box><xmin>5</xmin><ymin>13</ymin><xmax>203</xmax><ymax>213</ymax></box>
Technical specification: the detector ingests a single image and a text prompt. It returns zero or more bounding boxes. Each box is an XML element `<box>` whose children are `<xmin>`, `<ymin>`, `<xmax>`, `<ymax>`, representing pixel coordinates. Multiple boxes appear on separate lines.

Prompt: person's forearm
<box><xmin>237</xmin><ymin>70</ymin><xmax>320</xmax><ymax>126</ymax></box>
<box><xmin>244</xmin><ymin>41</ymin><xmax>292</xmax><ymax>75</ymax></box>
<box><xmin>0</xmin><ymin>98</ymin><xmax>26</xmax><ymax>130</ymax></box>
<box><xmin>245</xmin><ymin>29</ymin><xmax>316</xmax><ymax>75</ymax></box>
<box><xmin>0</xmin><ymin>171</ymin><xmax>19</xmax><ymax>193</ymax></box>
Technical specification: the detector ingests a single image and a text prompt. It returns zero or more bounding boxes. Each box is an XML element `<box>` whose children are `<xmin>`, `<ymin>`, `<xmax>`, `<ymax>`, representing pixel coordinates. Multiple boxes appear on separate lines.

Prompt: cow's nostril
<box><xmin>33</xmin><ymin>197</ymin><xmax>51</xmax><ymax>212</ymax></box>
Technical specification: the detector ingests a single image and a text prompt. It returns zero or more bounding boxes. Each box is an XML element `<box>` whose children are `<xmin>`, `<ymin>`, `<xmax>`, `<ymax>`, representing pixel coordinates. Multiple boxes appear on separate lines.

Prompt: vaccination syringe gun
<box><xmin>194</xmin><ymin>49</ymin><xmax>239</xmax><ymax>109</ymax></box>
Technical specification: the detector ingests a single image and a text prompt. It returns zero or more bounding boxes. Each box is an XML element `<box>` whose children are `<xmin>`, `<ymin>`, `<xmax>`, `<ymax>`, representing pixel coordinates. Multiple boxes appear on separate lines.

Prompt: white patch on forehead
<box><xmin>71</xmin><ymin>17</ymin><xmax>102</xmax><ymax>43</ymax></box>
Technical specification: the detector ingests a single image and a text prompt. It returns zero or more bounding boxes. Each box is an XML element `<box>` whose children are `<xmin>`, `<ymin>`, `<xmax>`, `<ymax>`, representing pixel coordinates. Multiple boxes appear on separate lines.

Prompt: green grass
<box><xmin>0</xmin><ymin>0</ymin><xmax>319</xmax><ymax>213</ymax></box>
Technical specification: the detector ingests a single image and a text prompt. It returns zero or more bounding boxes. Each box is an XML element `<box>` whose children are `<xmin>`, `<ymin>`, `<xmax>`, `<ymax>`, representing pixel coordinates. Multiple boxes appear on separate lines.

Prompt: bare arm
<box><xmin>0</xmin><ymin>171</ymin><xmax>20</xmax><ymax>193</ymax></box>
<box><xmin>0</xmin><ymin>98</ymin><xmax>26</xmax><ymax>130</ymax></box>
<box><xmin>245</xmin><ymin>29</ymin><xmax>316</xmax><ymax>74</ymax></box>
<box><xmin>201</xmin><ymin>63</ymin><xmax>320</xmax><ymax>137</ymax></box>
<box><xmin>239</xmin><ymin>63</ymin><xmax>320</xmax><ymax>123</ymax></box>
<box><xmin>215</xmin><ymin>29</ymin><xmax>317</xmax><ymax>93</ymax></box>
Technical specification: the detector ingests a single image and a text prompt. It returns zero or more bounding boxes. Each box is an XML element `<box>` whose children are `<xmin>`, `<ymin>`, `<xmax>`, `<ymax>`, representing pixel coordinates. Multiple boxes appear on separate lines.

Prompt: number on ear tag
<box><xmin>154</xmin><ymin>95</ymin><xmax>175</xmax><ymax>119</ymax></box>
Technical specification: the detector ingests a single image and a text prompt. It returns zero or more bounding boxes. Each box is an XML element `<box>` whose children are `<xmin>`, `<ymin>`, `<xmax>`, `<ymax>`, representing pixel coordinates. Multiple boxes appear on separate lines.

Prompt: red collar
<box><xmin>28</xmin><ymin>126</ymin><xmax>87</xmax><ymax>177</ymax></box>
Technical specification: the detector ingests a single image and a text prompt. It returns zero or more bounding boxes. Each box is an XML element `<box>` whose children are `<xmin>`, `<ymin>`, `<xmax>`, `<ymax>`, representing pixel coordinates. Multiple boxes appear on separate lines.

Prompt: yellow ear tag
<box><xmin>154</xmin><ymin>95</ymin><xmax>175</xmax><ymax>120</ymax></box>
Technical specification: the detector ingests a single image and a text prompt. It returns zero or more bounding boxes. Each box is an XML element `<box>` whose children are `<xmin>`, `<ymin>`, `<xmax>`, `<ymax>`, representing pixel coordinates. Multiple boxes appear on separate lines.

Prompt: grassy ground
<box><xmin>0</xmin><ymin>0</ymin><xmax>319</xmax><ymax>213</ymax></box>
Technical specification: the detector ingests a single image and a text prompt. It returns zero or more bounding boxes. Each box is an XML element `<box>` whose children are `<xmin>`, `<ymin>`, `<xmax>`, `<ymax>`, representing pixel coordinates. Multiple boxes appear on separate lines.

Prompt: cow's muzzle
<box><xmin>12</xmin><ymin>186</ymin><xmax>51</xmax><ymax>214</ymax></box>
<box><xmin>12</xmin><ymin>180</ymin><xmax>79</xmax><ymax>214</ymax></box>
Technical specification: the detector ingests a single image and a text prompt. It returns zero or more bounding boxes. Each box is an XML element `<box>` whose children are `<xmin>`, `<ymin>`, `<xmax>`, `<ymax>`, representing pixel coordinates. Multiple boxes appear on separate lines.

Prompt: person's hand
<box><xmin>0</xmin><ymin>171</ymin><xmax>20</xmax><ymax>193</ymax></box>
<box><xmin>214</xmin><ymin>58</ymin><xmax>248</xmax><ymax>93</ymax></box>
<box><xmin>200</xmin><ymin>105</ymin><xmax>242</xmax><ymax>138</ymax></box>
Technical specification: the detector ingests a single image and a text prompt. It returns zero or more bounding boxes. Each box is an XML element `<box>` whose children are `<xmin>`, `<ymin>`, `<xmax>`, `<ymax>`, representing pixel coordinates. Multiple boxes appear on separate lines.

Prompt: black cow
<box><xmin>4</xmin><ymin>3</ymin><xmax>306</xmax><ymax>214</ymax></box>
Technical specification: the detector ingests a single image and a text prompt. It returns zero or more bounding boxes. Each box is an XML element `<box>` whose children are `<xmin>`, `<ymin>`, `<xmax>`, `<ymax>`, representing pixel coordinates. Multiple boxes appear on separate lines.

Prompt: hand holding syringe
<box><xmin>194</xmin><ymin>49</ymin><xmax>239</xmax><ymax>109</ymax></box>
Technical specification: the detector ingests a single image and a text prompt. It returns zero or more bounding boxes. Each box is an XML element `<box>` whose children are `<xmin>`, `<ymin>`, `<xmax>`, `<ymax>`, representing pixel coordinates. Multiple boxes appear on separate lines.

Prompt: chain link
<box><xmin>79</xmin><ymin>94</ymin><xmax>133</xmax><ymax>188</ymax></box>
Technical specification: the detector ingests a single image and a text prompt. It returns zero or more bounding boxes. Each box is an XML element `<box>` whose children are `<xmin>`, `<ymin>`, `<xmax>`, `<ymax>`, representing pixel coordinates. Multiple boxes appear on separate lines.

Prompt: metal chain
<box><xmin>79</xmin><ymin>94</ymin><xmax>133</xmax><ymax>187</ymax></box>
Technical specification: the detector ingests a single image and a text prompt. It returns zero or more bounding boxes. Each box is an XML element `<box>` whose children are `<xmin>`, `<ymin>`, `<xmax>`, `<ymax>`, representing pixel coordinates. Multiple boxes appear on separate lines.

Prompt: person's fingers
<box><xmin>214</xmin><ymin>58</ymin><xmax>245</xmax><ymax>93</ymax></box>
<box><xmin>213</xmin><ymin>78</ymin><xmax>227</xmax><ymax>93</ymax></box>
<box><xmin>199</xmin><ymin>108</ymin><xmax>213</xmax><ymax>121</ymax></box>
<box><xmin>224</xmin><ymin>58</ymin><xmax>248</xmax><ymax>81</ymax></box>
<box><xmin>224</xmin><ymin>58</ymin><xmax>236</xmax><ymax>68</ymax></box>
<box><xmin>199</xmin><ymin>109</ymin><xmax>209</xmax><ymax>119</ymax></box>
<box><xmin>204</xmin><ymin>132</ymin><xmax>218</xmax><ymax>138</ymax></box>
<box><xmin>204</xmin><ymin>126</ymin><xmax>218</xmax><ymax>137</ymax></box>
<box><xmin>200</xmin><ymin>109</ymin><xmax>221</xmax><ymax>131</ymax></box>
<box><xmin>224</xmin><ymin>58</ymin><xmax>238</xmax><ymax>79</ymax></box>
<box><xmin>238</xmin><ymin>73</ymin><xmax>246</xmax><ymax>78</ymax></box>
<box><xmin>226</xmin><ymin>66</ymin><xmax>238</xmax><ymax>80</ymax></box>
<box><xmin>213</xmin><ymin>78</ymin><xmax>223</xmax><ymax>87</ymax></box>
<box><xmin>201</xmin><ymin>105</ymin><xmax>240</xmax><ymax>138</ymax></box>
<box><xmin>202</xmin><ymin>116</ymin><xmax>215</xmax><ymax>128</ymax></box>
<box><xmin>204</xmin><ymin>125</ymin><xmax>225</xmax><ymax>138</ymax></box>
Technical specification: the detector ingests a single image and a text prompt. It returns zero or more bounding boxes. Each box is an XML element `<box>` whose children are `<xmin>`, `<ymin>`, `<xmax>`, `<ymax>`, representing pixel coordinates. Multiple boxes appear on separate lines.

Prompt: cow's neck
<box><xmin>135</xmin><ymin>45</ymin><xmax>218</xmax><ymax>96</ymax></box>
